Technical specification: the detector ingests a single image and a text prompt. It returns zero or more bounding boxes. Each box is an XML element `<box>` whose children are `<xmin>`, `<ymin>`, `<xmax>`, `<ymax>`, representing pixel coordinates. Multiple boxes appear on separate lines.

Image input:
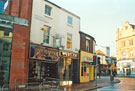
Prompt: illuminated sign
<box><xmin>30</xmin><ymin>44</ymin><xmax>59</xmax><ymax>61</ymax></box>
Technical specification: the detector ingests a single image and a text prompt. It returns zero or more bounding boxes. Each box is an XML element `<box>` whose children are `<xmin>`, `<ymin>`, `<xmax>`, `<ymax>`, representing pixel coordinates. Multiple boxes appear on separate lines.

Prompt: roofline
<box><xmin>79</xmin><ymin>31</ymin><xmax>96</xmax><ymax>42</ymax></box>
<box><xmin>44</xmin><ymin>0</ymin><xmax>80</xmax><ymax>19</ymax></box>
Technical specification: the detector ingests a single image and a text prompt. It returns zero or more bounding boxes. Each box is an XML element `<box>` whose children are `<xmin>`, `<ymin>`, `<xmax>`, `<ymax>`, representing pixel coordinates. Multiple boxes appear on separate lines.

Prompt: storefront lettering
<box><xmin>30</xmin><ymin>45</ymin><xmax>59</xmax><ymax>61</ymax></box>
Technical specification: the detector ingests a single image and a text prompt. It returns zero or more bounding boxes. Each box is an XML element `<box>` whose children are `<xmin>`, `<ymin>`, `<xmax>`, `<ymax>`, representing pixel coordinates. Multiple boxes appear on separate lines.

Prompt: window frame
<box><xmin>45</xmin><ymin>5</ymin><xmax>52</xmax><ymax>16</ymax></box>
<box><xmin>67</xmin><ymin>34</ymin><xmax>72</xmax><ymax>49</ymax></box>
<box><xmin>42</xmin><ymin>25</ymin><xmax>51</xmax><ymax>44</ymax></box>
<box><xmin>86</xmin><ymin>39</ymin><xmax>90</xmax><ymax>52</ymax></box>
<box><xmin>67</xmin><ymin>16</ymin><xmax>73</xmax><ymax>25</ymax></box>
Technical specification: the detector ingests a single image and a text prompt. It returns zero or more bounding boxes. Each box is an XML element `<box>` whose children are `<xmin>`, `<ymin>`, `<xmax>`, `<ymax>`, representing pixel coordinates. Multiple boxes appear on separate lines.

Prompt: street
<box><xmin>91</xmin><ymin>77</ymin><xmax>135</xmax><ymax>91</ymax></box>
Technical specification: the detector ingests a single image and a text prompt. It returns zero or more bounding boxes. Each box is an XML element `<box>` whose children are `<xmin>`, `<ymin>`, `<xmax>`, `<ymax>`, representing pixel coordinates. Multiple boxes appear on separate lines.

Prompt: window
<box><xmin>81</xmin><ymin>64</ymin><xmax>83</xmax><ymax>76</ymax></box>
<box><xmin>3</xmin><ymin>43</ymin><xmax>9</xmax><ymax>51</ymax></box>
<box><xmin>130</xmin><ymin>51</ymin><xmax>134</xmax><ymax>58</ymax></box>
<box><xmin>67</xmin><ymin>34</ymin><xmax>72</xmax><ymax>49</ymax></box>
<box><xmin>42</xmin><ymin>25</ymin><xmax>51</xmax><ymax>44</ymax></box>
<box><xmin>121</xmin><ymin>41</ymin><xmax>126</xmax><ymax>47</ymax></box>
<box><xmin>86</xmin><ymin>39</ymin><xmax>90</xmax><ymax>52</ymax></box>
<box><xmin>122</xmin><ymin>52</ymin><xmax>126</xmax><ymax>59</ymax></box>
<box><xmin>54</xmin><ymin>38</ymin><xmax>61</xmax><ymax>48</ymax></box>
<box><xmin>129</xmin><ymin>39</ymin><xmax>133</xmax><ymax>46</ymax></box>
<box><xmin>45</xmin><ymin>5</ymin><xmax>52</xmax><ymax>16</ymax></box>
<box><xmin>67</xmin><ymin>16</ymin><xmax>72</xmax><ymax>25</ymax></box>
<box><xmin>81</xmin><ymin>64</ymin><xmax>89</xmax><ymax>76</ymax></box>
<box><xmin>4</xmin><ymin>31</ymin><xmax>9</xmax><ymax>36</ymax></box>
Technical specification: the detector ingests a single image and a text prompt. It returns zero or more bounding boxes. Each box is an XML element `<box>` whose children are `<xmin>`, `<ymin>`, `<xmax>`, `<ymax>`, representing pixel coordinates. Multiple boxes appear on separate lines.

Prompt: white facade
<box><xmin>30</xmin><ymin>0</ymin><xmax>80</xmax><ymax>53</ymax></box>
<box><xmin>117</xmin><ymin>60</ymin><xmax>135</xmax><ymax>75</ymax></box>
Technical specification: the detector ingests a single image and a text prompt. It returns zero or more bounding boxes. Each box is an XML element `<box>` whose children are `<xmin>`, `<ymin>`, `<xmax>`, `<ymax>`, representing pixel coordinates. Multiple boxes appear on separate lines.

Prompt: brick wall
<box><xmin>80</xmin><ymin>33</ymin><xmax>94</xmax><ymax>53</ymax></box>
<box><xmin>3</xmin><ymin>0</ymin><xmax>33</xmax><ymax>85</ymax></box>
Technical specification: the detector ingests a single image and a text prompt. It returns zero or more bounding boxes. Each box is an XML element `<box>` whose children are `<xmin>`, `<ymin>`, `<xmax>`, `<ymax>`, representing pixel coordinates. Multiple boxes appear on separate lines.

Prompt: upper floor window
<box><xmin>130</xmin><ymin>51</ymin><xmax>134</xmax><ymax>58</ymax></box>
<box><xmin>45</xmin><ymin>5</ymin><xmax>52</xmax><ymax>16</ymax></box>
<box><xmin>122</xmin><ymin>52</ymin><xmax>126</xmax><ymax>59</ymax></box>
<box><xmin>129</xmin><ymin>39</ymin><xmax>133</xmax><ymax>46</ymax></box>
<box><xmin>4</xmin><ymin>31</ymin><xmax>9</xmax><ymax>36</ymax></box>
<box><xmin>42</xmin><ymin>25</ymin><xmax>51</xmax><ymax>44</ymax></box>
<box><xmin>121</xmin><ymin>41</ymin><xmax>126</xmax><ymax>47</ymax></box>
<box><xmin>54</xmin><ymin>38</ymin><xmax>61</xmax><ymax>48</ymax></box>
<box><xmin>86</xmin><ymin>39</ymin><xmax>90</xmax><ymax>52</ymax></box>
<box><xmin>67</xmin><ymin>16</ymin><xmax>72</xmax><ymax>25</ymax></box>
<box><xmin>67</xmin><ymin>34</ymin><xmax>72</xmax><ymax>49</ymax></box>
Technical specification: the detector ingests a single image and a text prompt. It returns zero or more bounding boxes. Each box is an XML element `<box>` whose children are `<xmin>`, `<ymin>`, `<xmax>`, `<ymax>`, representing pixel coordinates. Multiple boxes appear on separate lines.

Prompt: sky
<box><xmin>49</xmin><ymin>0</ymin><xmax>135</xmax><ymax>56</ymax></box>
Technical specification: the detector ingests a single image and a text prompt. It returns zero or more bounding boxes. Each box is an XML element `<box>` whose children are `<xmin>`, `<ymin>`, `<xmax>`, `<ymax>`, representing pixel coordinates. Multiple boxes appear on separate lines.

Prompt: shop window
<box><xmin>67</xmin><ymin>34</ymin><xmax>72</xmax><ymax>49</ymax></box>
<box><xmin>3</xmin><ymin>43</ymin><xmax>9</xmax><ymax>51</ymax></box>
<box><xmin>42</xmin><ymin>25</ymin><xmax>51</xmax><ymax>44</ymax></box>
<box><xmin>84</xmin><ymin>64</ymin><xmax>86</xmax><ymax>76</ymax></box>
<box><xmin>81</xmin><ymin>64</ymin><xmax>83</xmax><ymax>76</ymax></box>
<box><xmin>86</xmin><ymin>39</ymin><xmax>90</xmax><ymax>52</ymax></box>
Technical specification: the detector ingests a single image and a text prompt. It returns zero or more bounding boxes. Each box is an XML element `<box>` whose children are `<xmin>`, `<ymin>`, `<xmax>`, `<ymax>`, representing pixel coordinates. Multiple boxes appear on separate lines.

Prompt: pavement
<box><xmin>63</xmin><ymin>76</ymin><xmax>120</xmax><ymax>91</ymax></box>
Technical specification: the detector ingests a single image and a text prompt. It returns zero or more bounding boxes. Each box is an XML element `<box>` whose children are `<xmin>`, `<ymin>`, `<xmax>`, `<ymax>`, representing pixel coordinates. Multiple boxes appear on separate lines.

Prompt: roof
<box><xmin>96</xmin><ymin>49</ymin><xmax>107</xmax><ymax>56</ymax></box>
<box><xmin>45</xmin><ymin>0</ymin><xmax>80</xmax><ymax>19</ymax></box>
<box><xmin>79</xmin><ymin>31</ymin><xmax>96</xmax><ymax>42</ymax></box>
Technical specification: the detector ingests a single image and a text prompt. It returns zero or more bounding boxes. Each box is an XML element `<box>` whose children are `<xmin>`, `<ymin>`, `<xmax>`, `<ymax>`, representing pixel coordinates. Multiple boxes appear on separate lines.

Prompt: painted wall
<box><xmin>30</xmin><ymin>0</ymin><xmax>80</xmax><ymax>53</ymax></box>
<box><xmin>80</xmin><ymin>51</ymin><xmax>94</xmax><ymax>82</ymax></box>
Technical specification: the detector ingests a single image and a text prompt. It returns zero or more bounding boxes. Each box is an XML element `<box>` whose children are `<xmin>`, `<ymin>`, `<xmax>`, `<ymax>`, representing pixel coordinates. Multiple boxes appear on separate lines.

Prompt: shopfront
<box><xmin>80</xmin><ymin>51</ymin><xmax>94</xmax><ymax>83</ymax></box>
<box><xmin>29</xmin><ymin>44</ymin><xmax>59</xmax><ymax>82</ymax></box>
<box><xmin>59</xmin><ymin>50</ymin><xmax>79</xmax><ymax>85</ymax></box>
<box><xmin>117</xmin><ymin>59</ymin><xmax>135</xmax><ymax>77</ymax></box>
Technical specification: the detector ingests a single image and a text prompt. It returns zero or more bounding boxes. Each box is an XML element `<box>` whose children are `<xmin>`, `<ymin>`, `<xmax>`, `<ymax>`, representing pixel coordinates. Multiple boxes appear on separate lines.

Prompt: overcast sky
<box><xmin>50</xmin><ymin>0</ymin><xmax>135</xmax><ymax>56</ymax></box>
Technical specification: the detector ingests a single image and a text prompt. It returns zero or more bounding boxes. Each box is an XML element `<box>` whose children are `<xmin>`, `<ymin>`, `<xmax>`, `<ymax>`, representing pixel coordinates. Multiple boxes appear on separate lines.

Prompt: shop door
<box><xmin>72</xmin><ymin>59</ymin><xmax>80</xmax><ymax>83</ymax></box>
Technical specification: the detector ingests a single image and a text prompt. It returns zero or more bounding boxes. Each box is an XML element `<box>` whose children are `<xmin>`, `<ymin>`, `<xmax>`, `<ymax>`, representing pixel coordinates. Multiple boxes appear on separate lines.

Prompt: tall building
<box><xmin>116</xmin><ymin>21</ymin><xmax>135</xmax><ymax>77</ymax></box>
<box><xmin>29</xmin><ymin>0</ymin><xmax>80</xmax><ymax>85</ymax></box>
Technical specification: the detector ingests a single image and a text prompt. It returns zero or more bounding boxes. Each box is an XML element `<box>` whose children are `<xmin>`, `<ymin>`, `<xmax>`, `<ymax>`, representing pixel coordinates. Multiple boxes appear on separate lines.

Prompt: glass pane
<box><xmin>81</xmin><ymin>64</ymin><xmax>83</xmax><ymax>76</ymax></box>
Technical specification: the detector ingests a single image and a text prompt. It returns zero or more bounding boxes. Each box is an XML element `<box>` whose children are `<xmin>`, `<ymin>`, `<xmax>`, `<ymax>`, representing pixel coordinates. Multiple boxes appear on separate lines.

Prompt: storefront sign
<box><xmin>59</xmin><ymin>50</ymin><xmax>78</xmax><ymax>58</ymax></box>
<box><xmin>83</xmin><ymin>56</ymin><xmax>93</xmax><ymax>62</ymax></box>
<box><xmin>30</xmin><ymin>45</ymin><xmax>59</xmax><ymax>61</ymax></box>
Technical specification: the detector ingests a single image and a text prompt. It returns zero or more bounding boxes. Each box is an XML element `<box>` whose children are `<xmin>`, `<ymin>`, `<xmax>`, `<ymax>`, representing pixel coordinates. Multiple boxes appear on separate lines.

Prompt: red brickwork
<box><xmin>3</xmin><ymin>0</ymin><xmax>32</xmax><ymax>85</ymax></box>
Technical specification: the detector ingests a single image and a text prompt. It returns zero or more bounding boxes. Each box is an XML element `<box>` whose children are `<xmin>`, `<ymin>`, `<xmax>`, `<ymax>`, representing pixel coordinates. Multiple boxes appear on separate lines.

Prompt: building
<box><xmin>79</xmin><ymin>31</ymin><xmax>96</xmax><ymax>83</ymax></box>
<box><xmin>116</xmin><ymin>21</ymin><xmax>135</xmax><ymax>77</ymax></box>
<box><xmin>0</xmin><ymin>0</ymin><xmax>32</xmax><ymax>89</ymax></box>
<box><xmin>96</xmin><ymin>50</ymin><xmax>108</xmax><ymax>76</ymax></box>
<box><xmin>29</xmin><ymin>0</ymin><xmax>80</xmax><ymax>85</ymax></box>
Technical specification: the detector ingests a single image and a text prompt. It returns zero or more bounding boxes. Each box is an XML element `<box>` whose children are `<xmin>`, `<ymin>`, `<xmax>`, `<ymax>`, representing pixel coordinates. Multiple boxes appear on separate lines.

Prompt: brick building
<box><xmin>79</xmin><ymin>31</ymin><xmax>96</xmax><ymax>82</ymax></box>
<box><xmin>0</xmin><ymin>0</ymin><xmax>32</xmax><ymax>88</ymax></box>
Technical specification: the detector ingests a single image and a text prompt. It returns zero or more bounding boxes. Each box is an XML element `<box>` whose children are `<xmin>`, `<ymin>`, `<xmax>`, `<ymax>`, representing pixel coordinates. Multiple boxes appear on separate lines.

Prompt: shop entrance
<box><xmin>29</xmin><ymin>60</ymin><xmax>58</xmax><ymax>82</ymax></box>
<box><xmin>72</xmin><ymin>59</ymin><xmax>80</xmax><ymax>83</ymax></box>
